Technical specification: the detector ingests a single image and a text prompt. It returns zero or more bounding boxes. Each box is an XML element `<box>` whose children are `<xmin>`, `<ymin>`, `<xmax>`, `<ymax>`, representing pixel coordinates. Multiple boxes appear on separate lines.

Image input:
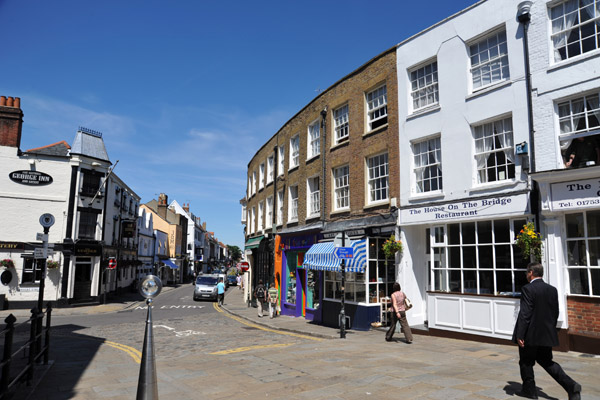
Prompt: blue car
<box><xmin>227</xmin><ymin>274</ymin><xmax>237</xmax><ymax>286</ymax></box>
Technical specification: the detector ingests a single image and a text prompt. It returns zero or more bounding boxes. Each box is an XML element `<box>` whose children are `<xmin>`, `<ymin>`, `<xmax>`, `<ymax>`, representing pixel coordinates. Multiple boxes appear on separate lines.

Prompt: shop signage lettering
<box><xmin>75</xmin><ymin>246</ymin><xmax>102</xmax><ymax>256</ymax></box>
<box><xmin>551</xmin><ymin>179</ymin><xmax>600</xmax><ymax>211</ymax></box>
<box><xmin>400</xmin><ymin>194</ymin><xmax>528</xmax><ymax>225</ymax></box>
<box><xmin>9</xmin><ymin>170</ymin><xmax>53</xmax><ymax>186</ymax></box>
<box><xmin>0</xmin><ymin>242</ymin><xmax>25</xmax><ymax>250</ymax></box>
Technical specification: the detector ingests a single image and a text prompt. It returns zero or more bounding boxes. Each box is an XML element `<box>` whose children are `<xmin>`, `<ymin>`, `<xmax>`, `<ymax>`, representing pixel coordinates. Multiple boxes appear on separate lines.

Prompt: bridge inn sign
<box><xmin>399</xmin><ymin>193</ymin><xmax>529</xmax><ymax>225</ymax></box>
<box><xmin>9</xmin><ymin>170</ymin><xmax>53</xmax><ymax>186</ymax></box>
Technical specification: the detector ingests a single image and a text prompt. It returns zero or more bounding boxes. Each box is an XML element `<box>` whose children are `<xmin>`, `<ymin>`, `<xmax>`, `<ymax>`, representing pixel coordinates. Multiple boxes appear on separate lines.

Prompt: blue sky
<box><xmin>1</xmin><ymin>0</ymin><xmax>476</xmax><ymax>248</ymax></box>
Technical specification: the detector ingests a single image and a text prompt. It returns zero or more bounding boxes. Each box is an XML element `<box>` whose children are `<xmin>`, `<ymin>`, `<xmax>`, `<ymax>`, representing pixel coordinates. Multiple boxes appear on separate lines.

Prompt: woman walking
<box><xmin>386</xmin><ymin>282</ymin><xmax>413</xmax><ymax>343</ymax></box>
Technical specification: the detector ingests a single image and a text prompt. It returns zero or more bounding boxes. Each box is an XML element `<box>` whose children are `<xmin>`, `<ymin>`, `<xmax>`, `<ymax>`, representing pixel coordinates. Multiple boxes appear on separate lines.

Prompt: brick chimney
<box><xmin>183</xmin><ymin>203</ymin><xmax>190</xmax><ymax>213</ymax></box>
<box><xmin>0</xmin><ymin>96</ymin><xmax>24</xmax><ymax>149</ymax></box>
<box><xmin>158</xmin><ymin>193</ymin><xmax>168</xmax><ymax>219</ymax></box>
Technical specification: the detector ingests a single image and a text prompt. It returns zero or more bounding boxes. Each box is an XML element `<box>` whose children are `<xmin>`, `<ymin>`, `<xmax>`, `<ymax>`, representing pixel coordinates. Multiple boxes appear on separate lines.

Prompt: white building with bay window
<box><xmin>396</xmin><ymin>0</ymin><xmax>532</xmax><ymax>341</ymax></box>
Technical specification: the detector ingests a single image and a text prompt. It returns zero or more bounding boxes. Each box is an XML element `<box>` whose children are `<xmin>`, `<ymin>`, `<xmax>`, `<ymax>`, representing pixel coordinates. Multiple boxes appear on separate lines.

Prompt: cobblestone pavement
<box><xmin>5</xmin><ymin>286</ymin><xmax>599</xmax><ymax>400</ymax></box>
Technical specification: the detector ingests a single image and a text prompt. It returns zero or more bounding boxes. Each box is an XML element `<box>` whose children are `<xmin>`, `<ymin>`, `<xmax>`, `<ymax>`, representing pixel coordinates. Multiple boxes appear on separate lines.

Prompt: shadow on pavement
<box><xmin>503</xmin><ymin>381</ymin><xmax>559</xmax><ymax>400</ymax></box>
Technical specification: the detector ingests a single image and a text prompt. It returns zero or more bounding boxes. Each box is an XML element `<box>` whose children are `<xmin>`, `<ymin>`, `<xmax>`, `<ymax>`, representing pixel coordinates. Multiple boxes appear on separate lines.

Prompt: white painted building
<box><xmin>137</xmin><ymin>208</ymin><xmax>155</xmax><ymax>279</ymax></box>
<box><xmin>396</xmin><ymin>0</ymin><xmax>532</xmax><ymax>342</ymax></box>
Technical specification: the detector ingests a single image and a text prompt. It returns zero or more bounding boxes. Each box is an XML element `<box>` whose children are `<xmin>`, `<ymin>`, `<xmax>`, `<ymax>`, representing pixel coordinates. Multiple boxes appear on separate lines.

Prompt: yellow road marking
<box><xmin>212</xmin><ymin>302</ymin><xmax>322</xmax><ymax>342</ymax></box>
<box><xmin>210</xmin><ymin>343</ymin><xmax>293</xmax><ymax>355</ymax></box>
<box><xmin>104</xmin><ymin>340</ymin><xmax>142</xmax><ymax>364</ymax></box>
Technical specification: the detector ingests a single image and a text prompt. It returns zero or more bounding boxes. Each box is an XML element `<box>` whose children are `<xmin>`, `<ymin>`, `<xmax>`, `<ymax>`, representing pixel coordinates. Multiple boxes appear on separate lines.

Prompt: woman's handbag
<box><xmin>404</xmin><ymin>296</ymin><xmax>413</xmax><ymax>310</ymax></box>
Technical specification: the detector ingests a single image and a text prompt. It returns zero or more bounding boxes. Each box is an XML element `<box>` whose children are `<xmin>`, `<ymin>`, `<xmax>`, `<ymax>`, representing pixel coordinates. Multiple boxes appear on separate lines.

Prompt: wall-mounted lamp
<box><xmin>29</xmin><ymin>159</ymin><xmax>36</xmax><ymax>166</ymax></box>
<box><xmin>517</xmin><ymin>1</ymin><xmax>532</xmax><ymax>23</ymax></box>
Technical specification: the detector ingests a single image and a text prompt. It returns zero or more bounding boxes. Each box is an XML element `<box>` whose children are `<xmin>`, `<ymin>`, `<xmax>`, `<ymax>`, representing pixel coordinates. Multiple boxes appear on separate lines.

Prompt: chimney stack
<box><xmin>0</xmin><ymin>96</ymin><xmax>24</xmax><ymax>149</ymax></box>
<box><xmin>157</xmin><ymin>193</ymin><xmax>168</xmax><ymax>219</ymax></box>
<box><xmin>183</xmin><ymin>203</ymin><xmax>190</xmax><ymax>213</ymax></box>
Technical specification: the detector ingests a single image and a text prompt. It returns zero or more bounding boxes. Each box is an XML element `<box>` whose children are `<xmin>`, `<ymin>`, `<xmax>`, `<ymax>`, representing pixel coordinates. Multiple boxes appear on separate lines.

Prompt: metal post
<box><xmin>1</xmin><ymin>315</ymin><xmax>16</xmax><ymax>394</ymax></box>
<box><xmin>340</xmin><ymin>232</ymin><xmax>346</xmax><ymax>339</ymax></box>
<box><xmin>27</xmin><ymin>308</ymin><xmax>37</xmax><ymax>384</ymax></box>
<box><xmin>43</xmin><ymin>303</ymin><xmax>52</xmax><ymax>365</ymax></box>
<box><xmin>36</xmin><ymin>226</ymin><xmax>50</xmax><ymax>314</ymax></box>
<box><xmin>136</xmin><ymin>298</ymin><xmax>158</xmax><ymax>400</ymax></box>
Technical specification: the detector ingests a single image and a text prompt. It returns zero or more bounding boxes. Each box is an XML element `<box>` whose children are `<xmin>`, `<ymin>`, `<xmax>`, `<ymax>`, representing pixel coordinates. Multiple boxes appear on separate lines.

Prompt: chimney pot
<box><xmin>6</xmin><ymin>97</ymin><xmax>13</xmax><ymax>107</ymax></box>
<box><xmin>0</xmin><ymin>96</ymin><xmax>6</xmax><ymax>106</ymax></box>
<box><xmin>14</xmin><ymin>98</ymin><xmax>20</xmax><ymax>108</ymax></box>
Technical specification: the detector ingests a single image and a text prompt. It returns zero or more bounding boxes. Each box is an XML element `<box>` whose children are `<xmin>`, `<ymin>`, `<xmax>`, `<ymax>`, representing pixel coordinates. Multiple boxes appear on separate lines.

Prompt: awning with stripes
<box><xmin>302</xmin><ymin>239</ymin><xmax>367</xmax><ymax>273</ymax></box>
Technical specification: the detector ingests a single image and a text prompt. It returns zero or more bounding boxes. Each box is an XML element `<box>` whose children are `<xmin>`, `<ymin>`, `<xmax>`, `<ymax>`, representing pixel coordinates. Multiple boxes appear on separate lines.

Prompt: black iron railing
<box><xmin>0</xmin><ymin>304</ymin><xmax>52</xmax><ymax>399</ymax></box>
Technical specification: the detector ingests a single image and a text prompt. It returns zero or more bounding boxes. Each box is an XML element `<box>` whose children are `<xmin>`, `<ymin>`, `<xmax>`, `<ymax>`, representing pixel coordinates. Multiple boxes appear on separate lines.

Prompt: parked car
<box><xmin>227</xmin><ymin>274</ymin><xmax>237</xmax><ymax>286</ymax></box>
<box><xmin>193</xmin><ymin>275</ymin><xmax>219</xmax><ymax>301</ymax></box>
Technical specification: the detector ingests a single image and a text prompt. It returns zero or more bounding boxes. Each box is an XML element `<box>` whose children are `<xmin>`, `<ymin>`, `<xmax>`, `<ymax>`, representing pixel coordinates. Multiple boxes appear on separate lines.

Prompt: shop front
<box><xmin>533</xmin><ymin>168</ymin><xmax>600</xmax><ymax>354</ymax></box>
<box><xmin>400</xmin><ymin>192</ymin><xmax>532</xmax><ymax>342</ymax></box>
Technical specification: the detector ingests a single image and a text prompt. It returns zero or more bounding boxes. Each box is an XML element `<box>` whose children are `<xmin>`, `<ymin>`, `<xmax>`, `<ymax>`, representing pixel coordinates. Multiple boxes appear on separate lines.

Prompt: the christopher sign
<box><xmin>9</xmin><ymin>170</ymin><xmax>53</xmax><ymax>186</ymax></box>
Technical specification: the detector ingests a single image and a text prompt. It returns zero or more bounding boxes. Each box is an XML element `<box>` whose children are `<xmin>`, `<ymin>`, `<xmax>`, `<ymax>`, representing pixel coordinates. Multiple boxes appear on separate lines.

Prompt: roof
<box><xmin>70</xmin><ymin>127</ymin><xmax>110</xmax><ymax>161</ymax></box>
<box><xmin>25</xmin><ymin>140</ymin><xmax>71</xmax><ymax>157</ymax></box>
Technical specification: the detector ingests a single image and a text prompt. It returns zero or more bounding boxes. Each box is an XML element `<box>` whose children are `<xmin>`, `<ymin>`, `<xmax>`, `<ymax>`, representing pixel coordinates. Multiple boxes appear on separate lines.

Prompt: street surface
<box><xmin>12</xmin><ymin>285</ymin><xmax>600</xmax><ymax>400</ymax></box>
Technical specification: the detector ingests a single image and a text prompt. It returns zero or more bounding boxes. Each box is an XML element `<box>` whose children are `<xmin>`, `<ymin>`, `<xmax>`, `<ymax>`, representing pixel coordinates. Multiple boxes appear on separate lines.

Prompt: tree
<box><xmin>227</xmin><ymin>245</ymin><xmax>242</xmax><ymax>263</ymax></box>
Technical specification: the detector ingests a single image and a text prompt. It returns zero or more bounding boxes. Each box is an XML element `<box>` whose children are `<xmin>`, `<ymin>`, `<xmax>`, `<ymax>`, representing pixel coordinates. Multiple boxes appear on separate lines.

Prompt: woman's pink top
<box><xmin>391</xmin><ymin>291</ymin><xmax>406</xmax><ymax>312</ymax></box>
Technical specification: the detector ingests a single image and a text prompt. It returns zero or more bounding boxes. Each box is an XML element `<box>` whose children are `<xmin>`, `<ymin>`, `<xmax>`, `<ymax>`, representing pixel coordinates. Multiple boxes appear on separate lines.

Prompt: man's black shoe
<box><xmin>516</xmin><ymin>390</ymin><xmax>538</xmax><ymax>399</ymax></box>
<box><xmin>568</xmin><ymin>383</ymin><xmax>581</xmax><ymax>400</ymax></box>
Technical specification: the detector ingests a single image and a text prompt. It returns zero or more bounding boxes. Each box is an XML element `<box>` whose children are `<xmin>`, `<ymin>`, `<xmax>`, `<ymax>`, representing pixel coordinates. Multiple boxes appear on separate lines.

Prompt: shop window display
<box><xmin>429</xmin><ymin>218</ymin><xmax>528</xmax><ymax>295</ymax></box>
<box><xmin>286</xmin><ymin>254</ymin><xmax>297</xmax><ymax>304</ymax></box>
<box><xmin>306</xmin><ymin>269</ymin><xmax>320</xmax><ymax>309</ymax></box>
<box><xmin>565</xmin><ymin>210</ymin><xmax>600</xmax><ymax>296</ymax></box>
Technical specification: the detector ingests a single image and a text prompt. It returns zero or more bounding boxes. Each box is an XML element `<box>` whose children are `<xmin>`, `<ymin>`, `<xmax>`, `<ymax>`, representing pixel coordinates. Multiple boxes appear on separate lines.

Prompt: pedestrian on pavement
<box><xmin>254</xmin><ymin>279</ymin><xmax>267</xmax><ymax>317</ymax></box>
<box><xmin>236</xmin><ymin>274</ymin><xmax>242</xmax><ymax>289</ymax></box>
<box><xmin>216</xmin><ymin>278</ymin><xmax>225</xmax><ymax>306</ymax></box>
<box><xmin>268</xmin><ymin>283</ymin><xmax>278</xmax><ymax>319</ymax></box>
<box><xmin>512</xmin><ymin>262</ymin><xmax>581</xmax><ymax>400</ymax></box>
<box><xmin>385</xmin><ymin>282</ymin><xmax>413</xmax><ymax>344</ymax></box>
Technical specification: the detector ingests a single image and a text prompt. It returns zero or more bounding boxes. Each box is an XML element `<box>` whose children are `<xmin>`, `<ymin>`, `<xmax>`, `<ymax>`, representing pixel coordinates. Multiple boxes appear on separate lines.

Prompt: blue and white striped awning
<box><xmin>302</xmin><ymin>239</ymin><xmax>367</xmax><ymax>273</ymax></box>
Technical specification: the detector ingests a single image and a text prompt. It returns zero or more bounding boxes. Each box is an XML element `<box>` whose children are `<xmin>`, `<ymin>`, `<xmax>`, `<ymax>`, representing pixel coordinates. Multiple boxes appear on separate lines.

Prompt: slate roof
<box><xmin>24</xmin><ymin>140</ymin><xmax>71</xmax><ymax>157</ymax></box>
<box><xmin>70</xmin><ymin>128</ymin><xmax>110</xmax><ymax>161</ymax></box>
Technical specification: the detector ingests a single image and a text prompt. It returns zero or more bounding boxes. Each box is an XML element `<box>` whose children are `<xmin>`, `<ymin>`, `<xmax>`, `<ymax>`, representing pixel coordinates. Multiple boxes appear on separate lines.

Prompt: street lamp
<box><xmin>137</xmin><ymin>275</ymin><xmax>162</xmax><ymax>400</ymax></box>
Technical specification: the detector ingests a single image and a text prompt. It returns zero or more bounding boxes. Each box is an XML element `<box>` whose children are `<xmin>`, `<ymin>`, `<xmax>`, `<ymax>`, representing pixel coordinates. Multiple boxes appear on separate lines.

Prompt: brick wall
<box><xmin>246</xmin><ymin>48</ymin><xmax>398</xmax><ymax>236</ymax></box>
<box><xmin>567</xmin><ymin>296</ymin><xmax>600</xmax><ymax>337</ymax></box>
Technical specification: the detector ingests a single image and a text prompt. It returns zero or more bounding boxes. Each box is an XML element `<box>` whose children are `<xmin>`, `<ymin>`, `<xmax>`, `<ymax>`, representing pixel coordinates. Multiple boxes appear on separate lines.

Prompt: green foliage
<box><xmin>382</xmin><ymin>235</ymin><xmax>403</xmax><ymax>259</ymax></box>
<box><xmin>227</xmin><ymin>245</ymin><xmax>242</xmax><ymax>262</ymax></box>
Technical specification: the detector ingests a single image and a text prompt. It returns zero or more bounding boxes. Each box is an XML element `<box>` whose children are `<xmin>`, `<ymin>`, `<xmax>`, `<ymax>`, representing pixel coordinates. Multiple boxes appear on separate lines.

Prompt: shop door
<box><xmin>73</xmin><ymin>257</ymin><xmax>93</xmax><ymax>300</ymax></box>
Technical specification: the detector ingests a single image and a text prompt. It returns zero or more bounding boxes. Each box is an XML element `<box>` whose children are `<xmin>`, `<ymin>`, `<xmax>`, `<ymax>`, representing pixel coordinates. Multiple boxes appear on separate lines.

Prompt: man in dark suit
<box><xmin>513</xmin><ymin>262</ymin><xmax>581</xmax><ymax>399</ymax></box>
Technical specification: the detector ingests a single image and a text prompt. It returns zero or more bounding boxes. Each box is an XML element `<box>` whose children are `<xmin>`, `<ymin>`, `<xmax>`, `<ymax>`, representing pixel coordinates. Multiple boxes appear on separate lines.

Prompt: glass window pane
<box><xmin>463</xmin><ymin>246</ymin><xmax>476</xmax><ymax>268</ymax></box>
<box><xmin>592</xmin><ymin>269</ymin><xmax>600</xmax><ymax>296</ymax></box>
<box><xmin>566</xmin><ymin>213</ymin><xmax>585</xmax><ymax>238</ymax></box>
<box><xmin>478</xmin><ymin>221</ymin><xmax>493</xmax><ymax>243</ymax></box>
<box><xmin>494</xmin><ymin>219</ymin><xmax>510</xmax><ymax>243</ymax></box>
<box><xmin>434</xmin><ymin>248</ymin><xmax>446</xmax><ymax>268</ymax></box>
<box><xmin>345</xmin><ymin>282</ymin><xmax>354</xmax><ymax>301</ymax></box>
<box><xmin>356</xmin><ymin>284</ymin><xmax>366</xmax><ymax>303</ymax></box>
<box><xmin>449</xmin><ymin>247</ymin><xmax>461</xmax><ymax>268</ymax></box>
<box><xmin>450</xmin><ymin>269</ymin><xmax>462</xmax><ymax>292</ymax></box>
<box><xmin>449</xmin><ymin>224</ymin><xmax>460</xmax><ymax>245</ymax></box>
<box><xmin>495</xmin><ymin>245</ymin><xmax>512</xmax><ymax>268</ymax></box>
<box><xmin>589</xmin><ymin>239</ymin><xmax>600</xmax><ymax>266</ymax></box>
<box><xmin>463</xmin><ymin>270</ymin><xmax>476</xmax><ymax>293</ymax></box>
<box><xmin>369</xmin><ymin>261</ymin><xmax>377</xmax><ymax>282</ymax></box>
<box><xmin>480</xmin><ymin>270</ymin><xmax>494</xmax><ymax>294</ymax></box>
<box><xmin>567</xmin><ymin>240</ymin><xmax>587</xmax><ymax>266</ymax></box>
<box><xmin>496</xmin><ymin>271</ymin><xmax>513</xmax><ymax>294</ymax></box>
<box><xmin>569</xmin><ymin>268</ymin><xmax>590</xmax><ymax>295</ymax></box>
<box><xmin>479</xmin><ymin>245</ymin><xmax>493</xmax><ymax>268</ymax></box>
<box><xmin>434</xmin><ymin>269</ymin><xmax>447</xmax><ymax>291</ymax></box>
<box><xmin>463</xmin><ymin>223</ymin><xmax>476</xmax><ymax>244</ymax></box>
<box><xmin>515</xmin><ymin>270</ymin><xmax>528</xmax><ymax>294</ymax></box>
<box><xmin>587</xmin><ymin>210</ymin><xmax>600</xmax><ymax>237</ymax></box>
<box><xmin>434</xmin><ymin>226</ymin><xmax>445</xmax><ymax>244</ymax></box>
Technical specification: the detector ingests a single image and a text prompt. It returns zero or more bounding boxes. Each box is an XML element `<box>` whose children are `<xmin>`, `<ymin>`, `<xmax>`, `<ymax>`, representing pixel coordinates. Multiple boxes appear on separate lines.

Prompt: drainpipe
<box><xmin>320</xmin><ymin>107</ymin><xmax>328</xmax><ymax>227</ymax></box>
<box><xmin>518</xmin><ymin>1</ymin><xmax>540</xmax><ymax>229</ymax></box>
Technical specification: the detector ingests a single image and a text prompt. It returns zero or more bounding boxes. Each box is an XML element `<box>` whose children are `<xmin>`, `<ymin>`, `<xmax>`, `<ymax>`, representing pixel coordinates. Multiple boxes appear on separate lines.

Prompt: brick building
<box><xmin>244</xmin><ymin>47</ymin><xmax>399</xmax><ymax>330</ymax></box>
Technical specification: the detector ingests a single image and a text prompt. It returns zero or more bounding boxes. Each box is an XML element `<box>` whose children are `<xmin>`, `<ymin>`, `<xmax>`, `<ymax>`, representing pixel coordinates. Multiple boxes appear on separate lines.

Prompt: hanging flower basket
<box><xmin>47</xmin><ymin>260</ymin><xmax>60</xmax><ymax>269</ymax></box>
<box><xmin>382</xmin><ymin>235</ymin><xmax>403</xmax><ymax>259</ymax></box>
<box><xmin>515</xmin><ymin>222</ymin><xmax>543</xmax><ymax>262</ymax></box>
<box><xmin>0</xmin><ymin>259</ymin><xmax>15</xmax><ymax>269</ymax></box>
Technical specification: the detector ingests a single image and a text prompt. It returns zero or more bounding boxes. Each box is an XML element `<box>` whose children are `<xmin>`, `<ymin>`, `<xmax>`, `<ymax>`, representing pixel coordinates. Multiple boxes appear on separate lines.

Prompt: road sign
<box><xmin>36</xmin><ymin>233</ymin><xmax>48</xmax><ymax>241</ymax></box>
<box><xmin>34</xmin><ymin>248</ymin><xmax>47</xmax><ymax>259</ymax></box>
<box><xmin>334</xmin><ymin>247</ymin><xmax>354</xmax><ymax>259</ymax></box>
<box><xmin>108</xmin><ymin>258</ymin><xmax>117</xmax><ymax>269</ymax></box>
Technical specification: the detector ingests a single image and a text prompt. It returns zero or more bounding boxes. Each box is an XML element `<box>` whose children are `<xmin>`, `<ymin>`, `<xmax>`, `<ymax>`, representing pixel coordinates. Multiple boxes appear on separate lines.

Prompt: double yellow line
<box><xmin>104</xmin><ymin>340</ymin><xmax>142</xmax><ymax>364</ymax></box>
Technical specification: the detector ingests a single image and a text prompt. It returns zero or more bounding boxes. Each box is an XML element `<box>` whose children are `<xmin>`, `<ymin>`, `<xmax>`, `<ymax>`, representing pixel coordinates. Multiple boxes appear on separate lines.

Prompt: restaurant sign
<box><xmin>0</xmin><ymin>242</ymin><xmax>25</xmax><ymax>251</ymax></box>
<box><xmin>400</xmin><ymin>193</ymin><xmax>529</xmax><ymax>225</ymax></box>
<box><xmin>551</xmin><ymin>178</ymin><xmax>600</xmax><ymax>211</ymax></box>
<box><xmin>9</xmin><ymin>170</ymin><xmax>53</xmax><ymax>186</ymax></box>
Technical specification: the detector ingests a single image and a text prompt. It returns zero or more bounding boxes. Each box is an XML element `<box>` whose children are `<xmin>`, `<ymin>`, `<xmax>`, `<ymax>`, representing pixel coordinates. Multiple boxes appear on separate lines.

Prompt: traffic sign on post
<box><xmin>34</xmin><ymin>248</ymin><xmax>47</xmax><ymax>259</ymax></box>
<box><xmin>108</xmin><ymin>258</ymin><xmax>117</xmax><ymax>269</ymax></box>
<box><xmin>334</xmin><ymin>247</ymin><xmax>354</xmax><ymax>259</ymax></box>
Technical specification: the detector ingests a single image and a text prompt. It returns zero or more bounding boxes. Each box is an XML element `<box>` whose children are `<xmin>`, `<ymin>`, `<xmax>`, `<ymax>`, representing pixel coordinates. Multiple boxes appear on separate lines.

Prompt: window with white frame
<box><xmin>259</xmin><ymin>163</ymin><xmax>265</xmax><ymax>190</ymax></box>
<box><xmin>307</xmin><ymin>176</ymin><xmax>320</xmax><ymax>217</ymax></box>
<box><xmin>469</xmin><ymin>30</ymin><xmax>509</xmax><ymax>90</ymax></box>
<box><xmin>288</xmin><ymin>185</ymin><xmax>298</xmax><ymax>222</ymax></box>
<box><xmin>266</xmin><ymin>196</ymin><xmax>273</xmax><ymax>229</ymax></box>
<box><xmin>289</xmin><ymin>135</ymin><xmax>299</xmax><ymax>169</ymax></box>
<box><xmin>267</xmin><ymin>154</ymin><xmax>274</xmax><ymax>184</ymax></box>
<box><xmin>367</xmin><ymin>153</ymin><xmax>389</xmax><ymax>203</ymax></box>
<box><xmin>308</xmin><ymin>120</ymin><xmax>320</xmax><ymax>159</ymax></box>
<box><xmin>429</xmin><ymin>219</ymin><xmax>529</xmax><ymax>295</ymax></box>
<box><xmin>252</xmin><ymin>170</ymin><xmax>257</xmax><ymax>195</ymax></box>
<box><xmin>277</xmin><ymin>190</ymin><xmax>284</xmax><ymax>225</ymax></box>
<box><xmin>334</xmin><ymin>165</ymin><xmax>350</xmax><ymax>210</ymax></box>
<box><xmin>473</xmin><ymin>117</ymin><xmax>515</xmax><ymax>183</ymax></box>
<box><xmin>247</xmin><ymin>176</ymin><xmax>251</xmax><ymax>198</ymax></box>
<box><xmin>551</xmin><ymin>0</ymin><xmax>600</xmax><ymax>62</ymax></box>
<box><xmin>247</xmin><ymin>210</ymin><xmax>251</xmax><ymax>233</ymax></box>
<box><xmin>241</xmin><ymin>204</ymin><xmax>247</xmax><ymax>223</ymax></box>
<box><xmin>366</xmin><ymin>84</ymin><xmax>388</xmax><ymax>130</ymax></box>
<box><xmin>333</xmin><ymin>104</ymin><xmax>349</xmax><ymax>144</ymax></box>
<box><xmin>251</xmin><ymin>206</ymin><xmax>256</xmax><ymax>234</ymax></box>
<box><xmin>257</xmin><ymin>201</ymin><xmax>264</xmax><ymax>232</ymax></box>
<box><xmin>565</xmin><ymin>210</ymin><xmax>600</xmax><ymax>296</ymax></box>
<box><xmin>413</xmin><ymin>136</ymin><xmax>442</xmax><ymax>193</ymax></box>
<box><xmin>278</xmin><ymin>146</ymin><xmax>285</xmax><ymax>176</ymax></box>
<box><xmin>557</xmin><ymin>92</ymin><xmax>600</xmax><ymax>168</ymax></box>
<box><xmin>410</xmin><ymin>61</ymin><xmax>438</xmax><ymax>111</ymax></box>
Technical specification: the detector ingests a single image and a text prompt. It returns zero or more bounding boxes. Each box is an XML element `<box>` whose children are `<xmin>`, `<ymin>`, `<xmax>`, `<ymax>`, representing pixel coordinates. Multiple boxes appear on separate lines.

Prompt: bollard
<box><xmin>1</xmin><ymin>314</ymin><xmax>17</xmax><ymax>395</ymax></box>
<box><xmin>136</xmin><ymin>275</ymin><xmax>162</xmax><ymax>400</ymax></box>
<box><xmin>44</xmin><ymin>302</ymin><xmax>52</xmax><ymax>365</ymax></box>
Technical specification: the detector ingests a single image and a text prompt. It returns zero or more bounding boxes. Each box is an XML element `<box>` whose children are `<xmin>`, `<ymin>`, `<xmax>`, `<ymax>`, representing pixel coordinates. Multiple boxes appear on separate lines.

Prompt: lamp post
<box><xmin>137</xmin><ymin>274</ymin><xmax>162</xmax><ymax>400</ymax></box>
